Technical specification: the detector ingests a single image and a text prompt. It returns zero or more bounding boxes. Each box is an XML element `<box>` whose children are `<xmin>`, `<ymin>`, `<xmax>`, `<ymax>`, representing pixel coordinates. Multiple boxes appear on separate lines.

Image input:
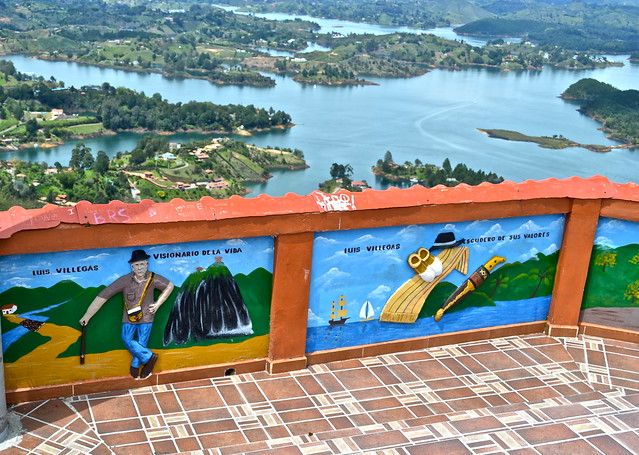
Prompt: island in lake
<box><xmin>480</xmin><ymin>79</ymin><xmax>639</xmax><ymax>153</ymax></box>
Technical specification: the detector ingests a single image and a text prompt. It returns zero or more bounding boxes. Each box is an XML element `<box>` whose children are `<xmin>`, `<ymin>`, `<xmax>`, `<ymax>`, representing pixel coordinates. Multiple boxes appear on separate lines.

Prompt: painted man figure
<box><xmin>80</xmin><ymin>249</ymin><xmax>174</xmax><ymax>379</ymax></box>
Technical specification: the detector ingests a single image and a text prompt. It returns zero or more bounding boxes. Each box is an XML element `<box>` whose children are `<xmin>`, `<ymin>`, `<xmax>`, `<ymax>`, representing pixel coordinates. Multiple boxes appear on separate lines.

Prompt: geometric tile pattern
<box><xmin>3</xmin><ymin>334</ymin><xmax>639</xmax><ymax>454</ymax></box>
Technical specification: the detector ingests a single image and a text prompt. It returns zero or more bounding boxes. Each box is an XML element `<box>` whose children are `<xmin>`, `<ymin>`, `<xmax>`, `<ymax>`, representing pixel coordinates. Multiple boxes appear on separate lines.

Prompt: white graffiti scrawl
<box><xmin>313</xmin><ymin>192</ymin><xmax>356</xmax><ymax>212</ymax></box>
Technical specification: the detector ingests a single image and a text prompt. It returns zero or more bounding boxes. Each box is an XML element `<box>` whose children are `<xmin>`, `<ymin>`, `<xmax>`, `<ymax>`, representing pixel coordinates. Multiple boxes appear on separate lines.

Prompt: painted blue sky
<box><xmin>594</xmin><ymin>217</ymin><xmax>639</xmax><ymax>248</ymax></box>
<box><xmin>0</xmin><ymin>237</ymin><xmax>274</xmax><ymax>293</ymax></box>
<box><xmin>308</xmin><ymin>214</ymin><xmax>565</xmax><ymax>327</ymax></box>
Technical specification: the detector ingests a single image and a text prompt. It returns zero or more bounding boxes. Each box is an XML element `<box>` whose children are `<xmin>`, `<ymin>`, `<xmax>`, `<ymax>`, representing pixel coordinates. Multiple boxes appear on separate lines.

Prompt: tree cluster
<box><xmin>373</xmin><ymin>152</ymin><xmax>504</xmax><ymax>187</ymax></box>
<box><xmin>563</xmin><ymin>79</ymin><xmax>639</xmax><ymax>144</ymax></box>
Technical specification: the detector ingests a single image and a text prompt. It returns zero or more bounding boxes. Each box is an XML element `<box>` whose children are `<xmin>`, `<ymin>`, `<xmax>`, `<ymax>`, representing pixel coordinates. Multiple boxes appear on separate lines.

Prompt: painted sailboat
<box><xmin>328</xmin><ymin>295</ymin><xmax>349</xmax><ymax>325</ymax></box>
<box><xmin>359</xmin><ymin>300</ymin><xmax>375</xmax><ymax>321</ymax></box>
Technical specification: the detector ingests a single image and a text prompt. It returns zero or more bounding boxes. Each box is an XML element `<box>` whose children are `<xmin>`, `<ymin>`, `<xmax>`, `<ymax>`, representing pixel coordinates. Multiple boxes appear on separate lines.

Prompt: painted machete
<box><xmin>434</xmin><ymin>255</ymin><xmax>506</xmax><ymax>321</ymax></box>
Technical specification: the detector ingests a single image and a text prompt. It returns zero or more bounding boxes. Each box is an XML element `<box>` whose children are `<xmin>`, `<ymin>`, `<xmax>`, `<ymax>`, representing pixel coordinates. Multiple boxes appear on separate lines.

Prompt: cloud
<box><xmin>169</xmin><ymin>264</ymin><xmax>198</xmax><ymax>278</ymax></box>
<box><xmin>466</xmin><ymin>219</ymin><xmax>494</xmax><ymax>231</ymax></box>
<box><xmin>226</xmin><ymin>238</ymin><xmax>246</xmax><ymax>246</ymax></box>
<box><xmin>519</xmin><ymin>219</ymin><xmax>543</xmax><ymax>232</ymax></box>
<box><xmin>308</xmin><ymin>308</ymin><xmax>323</xmax><ymax>325</ymax></box>
<box><xmin>543</xmin><ymin>244</ymin><xmax>559</xmax><ymax>255</ymax></box>
<box><xmin>518</xmin><ymin>247</ymin><xmax>539</xmax><ymax>262</ymax></box>
<box><xmin>317</xmin><ymin>267</ymin><xmax>351</xmax><ymax>289</ymax></box>
<box><xmin>354</xmin><ymin>234</ymin><xmax>375</xmax><ymax>243</ymax></box>
<box><xmin>483</xmin><ymin>223</ymin><xmax>505</xmax><ymax>237</ymax></box>
<box><xmin>598</xmin><ymin>218</ymin><xmax>626</xmax><ymax>234</ymax></box>
<box><xmin>4</xmin><ymin>277</ymin><xmax>33</xmax><ymax>289</ymax></box>
<box><xmin>82</xmin><ymin>253</ymin><xmax>112</xmax><ymax>262</ymax></box>
<box><xmin>322</xmin><ymin>250</ymin><xmax>348</xmax><ymax>263</ymax></box>
<box><xmin>367</xmin><ymin>285</ymin><xmax>391</xmax><ymax>300</ymax></box>
<box><xmin>315</xmin><ymin>236</ymin><xmax>338</xmax><ymax>246</ymax></box>
<box><xmin>397</xmin><ymin>224</ymin><xmax>427</xmax><ymax>242</ymax></box>
<box><xmin>594</xmin><ymin>236</ymin><xmax>615</xmax><ymax>248</ymax></box>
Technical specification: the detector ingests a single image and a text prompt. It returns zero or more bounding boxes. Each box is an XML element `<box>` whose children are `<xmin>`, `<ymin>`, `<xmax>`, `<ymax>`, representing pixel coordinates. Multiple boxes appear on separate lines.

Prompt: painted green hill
<box><xmin>417</xmin><ymin>251</ymin><xmax>560</xmax><ymax>320</ymax></box>
<box><xmin>0</xmin><ymin>264</ymin><xmax>273</xmax><ymax>362</ymax></box>
<box><xmin>1</xmin><ymin>280</ymin><xmax>85</xmax><ymax>363</ymax></box>
<box><xmin>582</xmin><ymin>243</ymin><xmax>639</xmax><ymax>309</ymax></box>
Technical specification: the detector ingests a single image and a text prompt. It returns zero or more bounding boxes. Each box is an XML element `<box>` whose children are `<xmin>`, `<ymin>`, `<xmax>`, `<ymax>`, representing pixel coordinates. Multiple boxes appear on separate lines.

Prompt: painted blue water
<box><xmin>305</xmin><ymin>296</ymin><xmax>551</xmax><ymax>352</ymax></box>
<box><xmin>2</xmin><ymin>301</ymin><xmax>67</xmax><ymax>352</ymax></box>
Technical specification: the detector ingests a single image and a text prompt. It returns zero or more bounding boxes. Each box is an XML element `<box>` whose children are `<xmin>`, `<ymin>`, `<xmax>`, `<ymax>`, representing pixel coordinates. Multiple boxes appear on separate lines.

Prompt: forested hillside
<box><xmin>562</xmin><ymin>79</ymin><xmax>639</xmax><ymax>145</ymax></box>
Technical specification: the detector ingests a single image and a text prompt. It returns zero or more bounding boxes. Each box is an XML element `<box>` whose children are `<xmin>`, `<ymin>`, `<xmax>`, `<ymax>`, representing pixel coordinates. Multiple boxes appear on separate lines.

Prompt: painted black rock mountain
<box><xmin>163</xmin><ymin>261</ymin><xmax>253</xmax><ymax>346</ymax></box>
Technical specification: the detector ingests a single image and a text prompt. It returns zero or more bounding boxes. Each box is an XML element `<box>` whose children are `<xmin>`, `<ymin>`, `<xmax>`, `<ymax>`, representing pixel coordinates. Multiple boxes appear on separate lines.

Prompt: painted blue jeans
<box><xmin>121</xmin><ymin>322</ymin><xmax>153</xmax><ymax>368</ymax></box>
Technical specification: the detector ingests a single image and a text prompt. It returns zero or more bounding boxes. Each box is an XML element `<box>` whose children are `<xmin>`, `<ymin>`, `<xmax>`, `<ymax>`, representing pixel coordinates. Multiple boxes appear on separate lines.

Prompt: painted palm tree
<box><xmin>527</xmin><ymin>266</ymin><xmax>555</xmax><ymax>298</ymax></box>
<box><xmin>487</xmin><ymin>274</ymin><xmax>510</xmax><ymax>299</ymax></box>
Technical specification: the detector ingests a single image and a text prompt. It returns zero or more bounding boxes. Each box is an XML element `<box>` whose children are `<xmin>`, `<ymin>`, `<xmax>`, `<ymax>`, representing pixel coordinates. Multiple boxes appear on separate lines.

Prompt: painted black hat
<box><xmin>128</xmin><ymin>249</ymin><xmax>150</xmax><ymax>263</ymax></box>
<box><xmin>430</xmin><ymin>232</ymin><xmax>464</xmax><ymax>251</ymax></box>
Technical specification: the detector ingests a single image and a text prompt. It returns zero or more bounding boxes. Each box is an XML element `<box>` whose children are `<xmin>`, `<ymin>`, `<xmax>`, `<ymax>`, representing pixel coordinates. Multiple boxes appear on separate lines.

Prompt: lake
<box><xmin>2</xmin><ymin>16</ymin><xmax>638</xmax><ymax>197</ymax></box>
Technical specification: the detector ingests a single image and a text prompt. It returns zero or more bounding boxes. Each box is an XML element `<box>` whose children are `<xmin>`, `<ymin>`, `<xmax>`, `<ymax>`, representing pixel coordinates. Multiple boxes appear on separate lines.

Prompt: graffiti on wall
<box><xmin>307</xmin><ymin>215</ymin><xmax>565</xmax><ymax>352</ymax></box>
<box><xmin>0</xmin><ymin>237</ymin><xmax>274</xmax><ymax>389</ymax></box>
<box><xmin>581</xmin><ymin>217</ymin><xmax>639</xmax><ymax>332</ymax></box>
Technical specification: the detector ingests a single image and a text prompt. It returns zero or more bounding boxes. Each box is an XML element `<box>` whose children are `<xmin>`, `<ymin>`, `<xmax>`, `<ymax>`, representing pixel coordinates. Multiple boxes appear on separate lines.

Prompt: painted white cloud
<box><xmin>308</xmin><ymin>308</ymin><xmax>322</xmax><ymax>324</ymax></box>
<box><xmin>322</xmin><ymin>250</ymin><xmax>349</xmax><ymax>263</ymax></box>
<box><xmin>4</xmin><ymin>277</ymin><xmax>33</xmax><ymax>288</ymax></box>
<box><xmin>518</xmin><ymin>247</ymin><xmax>539</xmax><ymax>262</ymax></box>
<box><xmin>594</xmin><ymin>235</ymin><xmax>616</xmax><ymax>248</ymax></box>
<box><xmin>466</xmin><ymin>219</ymin><xmax>495</xmax><ymax>231</ymax></box>
<box><xmin>483</xmin><ymin>223</ymin><xmax>505</xmax><ymax>238</ymax></box>
<box><xmin>518</xmin><ymin>219</ymin><xmax>542</xmax><ymax>232</ymax></box>
<box><xmin>315</xmin><ymin>236</ymin><xmax>339</xmax><ymax>246</ymax></box>
<box><xmin>397</xmin><ymin>224</ymin><xmax>427</xmax><ymax>242</ymax></box>
<box><xmin>317</xmin><ymin>267</ymin><xmax>351</xmax><ymax>289</ymax></box>
<box><xmin>226</xmin><ymin>238</ymin><xmax>246</xmax><ymax>246</ymax></box>
<box><xmin>367</xmin><ymin>284</ymin><xmax>391</xmax><ymax>300</ymax></box>
<box><xmin>354</xmin><ymin>234</ymin><xmax>375</xmax><ymax>243</ymax></box>
<box><xmin>82</xmin><ymin>253</ymin><xmax>112</xmax><ymax>262</ymax></box>
<box><xmin>543</xmin><ymin>243</ymin><xmax>559</xmax><ymax>255</ymax></box>
<box><xmin>598</xmin><ymin>218</ymin><xmax>626</xmax><ymax>235</ymax></box>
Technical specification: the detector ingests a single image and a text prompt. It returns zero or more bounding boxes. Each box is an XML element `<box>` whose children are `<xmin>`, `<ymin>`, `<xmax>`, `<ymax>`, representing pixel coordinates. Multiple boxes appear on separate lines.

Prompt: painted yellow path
<box><xmin>380</xmin><ymin>247</ymin><xmax>469</xmax><ymax>323</ymax></box>
<box><xmin>3</xmin><ymin>314</ymin><xmax>268</xmax><ymax>390</ymax></box>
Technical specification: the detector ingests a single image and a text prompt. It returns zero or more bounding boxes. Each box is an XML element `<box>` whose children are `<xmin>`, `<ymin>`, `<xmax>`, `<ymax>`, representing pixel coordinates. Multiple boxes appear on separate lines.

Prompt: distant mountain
<box><xmin>460</xmin><ymin>0</ymin><xmax>639</xmax><ymax>52</ymax></box>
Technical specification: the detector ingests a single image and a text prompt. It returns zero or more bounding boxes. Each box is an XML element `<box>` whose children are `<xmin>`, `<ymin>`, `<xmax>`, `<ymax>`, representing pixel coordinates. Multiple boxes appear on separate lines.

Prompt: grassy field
<box><xmin>67</xmin><ymin>123</ymin><xmax>106</xmax><ymax>135</ymax></box>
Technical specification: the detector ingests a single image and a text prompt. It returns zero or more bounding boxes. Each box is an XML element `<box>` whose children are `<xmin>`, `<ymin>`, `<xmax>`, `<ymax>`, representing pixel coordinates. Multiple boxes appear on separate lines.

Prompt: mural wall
<box><xmin>0</xmin><ymin>237</ymin><xmax>274</xmax><ymax>389</ymax></box>
<box><xmin>307</xmin><ymin>215</ymin><xmax>566</xmax><ymax>353</ymax></box>
<box><xmin>581</xmin><ymin>217</ymin><xmax>639</xmax><ymax>332</ymax></box>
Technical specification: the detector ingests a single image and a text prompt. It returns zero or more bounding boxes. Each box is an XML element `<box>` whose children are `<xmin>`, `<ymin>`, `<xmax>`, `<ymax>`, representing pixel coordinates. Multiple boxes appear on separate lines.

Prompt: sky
<box><xmin>594</xmin><ymin>217</ymin><xmax>639</xmax><ymax>249</ymax></box>
<box><xmin>308</xmin><ymin>214</ymin><xmax>567</xmax><ymax>327</ymax></box>
<box><xmin>0</xmin><ymin>236</ymin><xmax>274</xmax><ymax>293</ymax></box>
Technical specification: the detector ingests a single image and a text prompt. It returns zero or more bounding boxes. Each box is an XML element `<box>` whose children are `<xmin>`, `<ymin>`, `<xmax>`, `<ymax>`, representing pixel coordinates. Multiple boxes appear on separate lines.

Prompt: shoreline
<box><xmin>32</xmin><ymin>54</ymin><xmax>277</xmax><ymax>87</ymax></box>
<box><xmin>0</xmin><ymin>124</ymin><xmax>294</xmax><ymax>154</ymax></box>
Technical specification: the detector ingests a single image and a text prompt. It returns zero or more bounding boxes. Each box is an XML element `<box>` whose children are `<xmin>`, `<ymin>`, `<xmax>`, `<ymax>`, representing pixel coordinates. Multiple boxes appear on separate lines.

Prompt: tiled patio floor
<box><xmin>2</xmin><ymin>334</ymin><xmax>639</xmax><ymax>455</ymax></box>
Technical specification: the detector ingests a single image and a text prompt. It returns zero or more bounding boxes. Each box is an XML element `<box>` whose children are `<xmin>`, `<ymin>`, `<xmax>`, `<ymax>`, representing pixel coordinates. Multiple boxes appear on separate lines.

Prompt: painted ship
<box><xmin>329</xmin><ymin>295</ymin><xmax>349</xmax><ymax>325</ymax></box>
<box><xmin>359</xmin><ymin>300</ymin><xmax>375</xmax><ymax>321</ymax></box>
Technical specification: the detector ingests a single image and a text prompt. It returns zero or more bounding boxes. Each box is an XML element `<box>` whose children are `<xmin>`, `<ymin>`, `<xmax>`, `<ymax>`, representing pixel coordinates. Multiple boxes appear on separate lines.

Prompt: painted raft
<box><xmin>380</xmin><ymin>246</ymin><xmax>470</xmax><ymax>323</ymax></box>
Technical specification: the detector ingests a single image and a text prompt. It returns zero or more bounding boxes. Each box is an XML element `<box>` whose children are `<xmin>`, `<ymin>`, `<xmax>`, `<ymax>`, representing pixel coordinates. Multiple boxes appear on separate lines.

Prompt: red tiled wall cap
<box><xmin>0</xmin><ymin>175</ymin><xmax>631</xmax><ymax>239</ymax></box>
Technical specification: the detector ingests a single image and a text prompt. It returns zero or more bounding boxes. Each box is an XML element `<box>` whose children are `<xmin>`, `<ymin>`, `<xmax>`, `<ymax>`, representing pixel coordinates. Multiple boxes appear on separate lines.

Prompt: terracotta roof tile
<box><xmin>0</xmin><ymin>176</ymin><xmax>634</xmax><ymax>239</ymax></box>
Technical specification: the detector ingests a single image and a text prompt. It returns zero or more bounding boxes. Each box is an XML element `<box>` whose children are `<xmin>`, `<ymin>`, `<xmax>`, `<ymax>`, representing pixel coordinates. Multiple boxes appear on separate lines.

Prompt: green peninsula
<box><xmin>478</xmin><ymin>129</ymin><xmax>614</xmax><ymax>153</ymax></box>
<box><xmin>481</xmin><ymin>79</ymin><xmax>639</xmax><ymax>153</ymax></box>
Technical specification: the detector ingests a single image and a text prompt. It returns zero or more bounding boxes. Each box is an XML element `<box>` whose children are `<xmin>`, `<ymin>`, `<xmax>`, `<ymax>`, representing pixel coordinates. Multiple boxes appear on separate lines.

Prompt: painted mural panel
<box><xmin>581</xmin><ymin>217</ymin><xmax>639</xmax><ymax>332</ymax></box>
<box><xmin>307</xmin><ymin>215</ymin><xmax>565</xmax><ymax>353</ymax></box>
<box><xmin>0</xmin><ymin>237</ymin><xmax>274</xmax><ymax>389</ymax></box>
